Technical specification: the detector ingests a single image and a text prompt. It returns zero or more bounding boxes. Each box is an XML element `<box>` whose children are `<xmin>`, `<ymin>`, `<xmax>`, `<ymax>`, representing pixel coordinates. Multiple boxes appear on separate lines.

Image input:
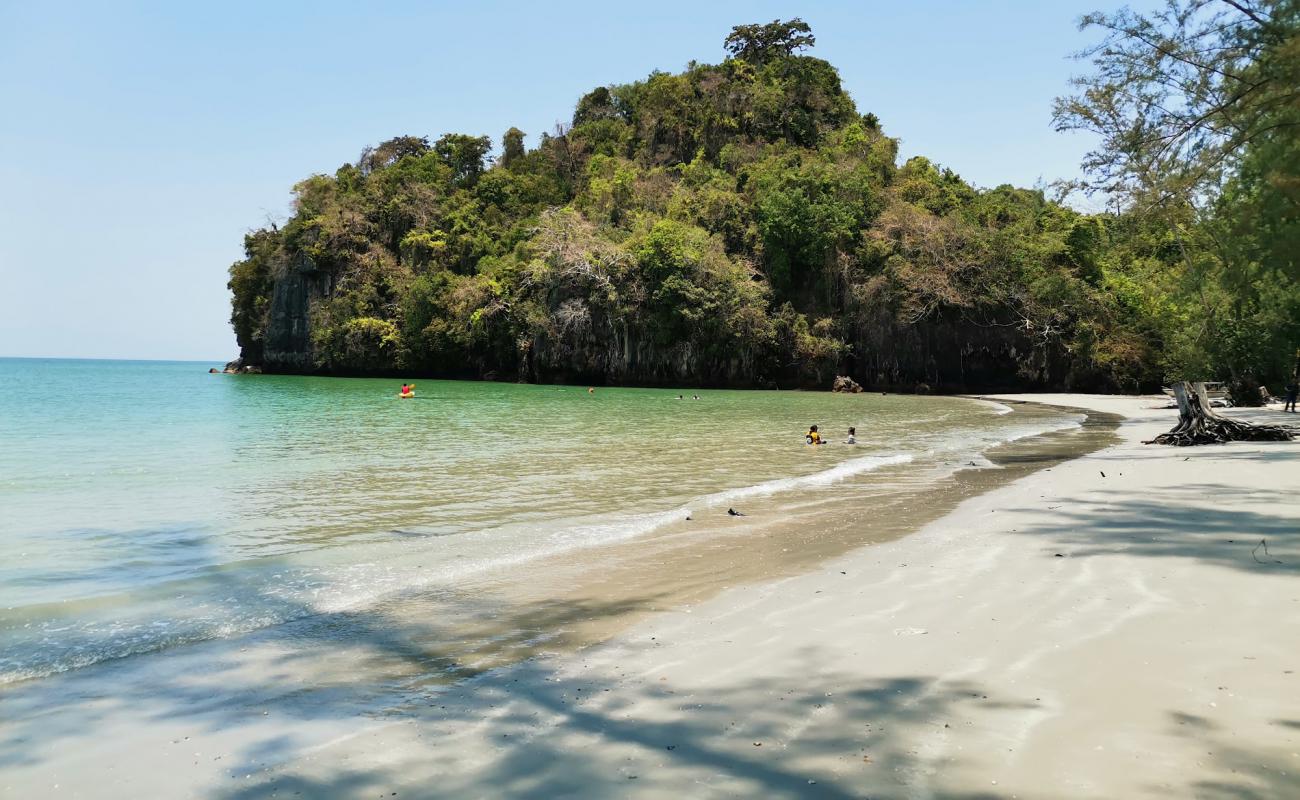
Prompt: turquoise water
<box><xmin>0</xmin><ymin>358</ymin><xmax>1080</xmax><ymax>684</ymax></box>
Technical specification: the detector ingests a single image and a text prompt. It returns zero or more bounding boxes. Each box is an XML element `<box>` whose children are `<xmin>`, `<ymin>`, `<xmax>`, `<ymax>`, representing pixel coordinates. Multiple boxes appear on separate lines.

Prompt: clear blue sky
<box><xmin>0</xmin><ymin>1</ymin><xmax>1155</xmax><ymax>361</ymax></box>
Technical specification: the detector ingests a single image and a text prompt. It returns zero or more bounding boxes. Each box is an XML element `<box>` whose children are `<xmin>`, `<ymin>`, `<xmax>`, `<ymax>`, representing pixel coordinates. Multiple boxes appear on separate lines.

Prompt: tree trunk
<box><xmin>1146</xmin><ymin>381</ymin><xmax>1295</xmax><ymax>446</ymax></box>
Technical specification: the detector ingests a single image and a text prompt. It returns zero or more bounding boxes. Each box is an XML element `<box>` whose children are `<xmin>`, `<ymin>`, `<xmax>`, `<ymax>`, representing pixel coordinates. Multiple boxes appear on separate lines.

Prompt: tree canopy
<box><xmin>723</xmin><ymin>18</ymin><xmax>816</xmax><ymax>64</ymax></box>
<box><xmin>1054</xmin><ymin>0</ymin><xmax>1299</xmax><ymax>400</ymax></box>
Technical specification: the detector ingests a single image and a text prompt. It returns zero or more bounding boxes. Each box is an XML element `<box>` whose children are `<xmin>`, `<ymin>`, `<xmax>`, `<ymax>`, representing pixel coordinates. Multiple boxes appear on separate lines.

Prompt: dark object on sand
<box><xmin>1147</xmin><ymin>382</ymin><xmax>1295</xmax><ymax>446</ymax></box>
<box><xmin>1252</xmin><ymin>539</ymin><xmax>1283</xmax><ymax>564</ymax></box>
<box><xmin>728</xmin><ymin>508</ymin><xmax>745</xmax><ymax>517</ymax></box>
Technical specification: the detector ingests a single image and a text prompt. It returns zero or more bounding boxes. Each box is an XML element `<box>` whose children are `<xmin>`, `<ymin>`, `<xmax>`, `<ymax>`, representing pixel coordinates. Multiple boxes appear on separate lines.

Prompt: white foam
<box><xmin>699</xmin><ymin>453</ymin><xmax>915</xmax><ymax>508</ymax></box>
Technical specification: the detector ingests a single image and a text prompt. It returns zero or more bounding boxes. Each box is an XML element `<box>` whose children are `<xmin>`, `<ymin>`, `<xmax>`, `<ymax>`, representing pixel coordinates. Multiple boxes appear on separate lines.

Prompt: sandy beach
<box><xmin>5</xmin><ymin>394</ymin><xmax>1299</xmax><ymax>799</ymax></box>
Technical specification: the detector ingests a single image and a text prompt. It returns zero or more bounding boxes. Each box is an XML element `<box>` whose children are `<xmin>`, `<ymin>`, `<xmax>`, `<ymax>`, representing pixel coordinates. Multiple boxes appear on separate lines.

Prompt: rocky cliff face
<box><xmin>258</xmin><ymin>253</ymin><xmax>330</xmax><ymax>373</ymax></box>
<box><xmin>251</xmin><ymin>265</ymin><xmax>1076</xmax><ymax>392</ymax></box>
<box><xmin>848</xmin><ymin>315</ymin><xmax>1067</xmax><ymax>393</ymax></box>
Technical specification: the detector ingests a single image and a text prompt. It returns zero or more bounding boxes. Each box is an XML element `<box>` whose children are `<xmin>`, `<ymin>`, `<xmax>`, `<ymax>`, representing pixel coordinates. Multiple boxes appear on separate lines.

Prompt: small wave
<box><xmin>999</xmin><ymin>418</ymin><xmax>1083</xmax><ymax>444</ymax></box>
<box><xmin>986</xmin><ymin>401</ymin><xmax>1014</xmax><ymax>415</ymax></box>
<box><xmin>699</xmin><ymin>453</ymin><xmax>914</xmax><ymax>508</ymax></box>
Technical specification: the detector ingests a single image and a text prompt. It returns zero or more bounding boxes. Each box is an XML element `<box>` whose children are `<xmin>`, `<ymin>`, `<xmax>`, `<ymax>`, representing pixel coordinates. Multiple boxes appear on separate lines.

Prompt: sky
<box><xmin>0</xmin><ymin>0</ymin><xmax>1158</xmax><ymax>361</ymax></box>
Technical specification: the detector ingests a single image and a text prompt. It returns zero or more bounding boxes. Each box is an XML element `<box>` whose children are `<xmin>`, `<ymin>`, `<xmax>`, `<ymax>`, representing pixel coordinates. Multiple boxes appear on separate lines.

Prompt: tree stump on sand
<box><xmin>1146</xmin><ymin>381</ymin><xmax>1295</xmax><ymax>446</ymax></box>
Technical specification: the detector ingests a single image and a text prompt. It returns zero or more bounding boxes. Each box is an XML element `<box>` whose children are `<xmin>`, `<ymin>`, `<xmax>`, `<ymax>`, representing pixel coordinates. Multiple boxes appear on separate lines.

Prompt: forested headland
<box><xmin>228</xmin><ymin>11</ymin><xmax>1299</xmax><ymax>396</ymax></box>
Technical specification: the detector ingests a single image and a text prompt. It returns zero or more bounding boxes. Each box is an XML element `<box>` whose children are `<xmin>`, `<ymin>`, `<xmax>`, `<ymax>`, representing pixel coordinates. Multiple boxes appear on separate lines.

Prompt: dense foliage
<box><xmin>228</xmin><ymin>15</ymin><xmax>1295</xmax><ymax>392</ymax></box>
<box><xmin>1054</xmin><ymin>0</ymin><xmax>1300</xmax><ymax>401</ymax></box>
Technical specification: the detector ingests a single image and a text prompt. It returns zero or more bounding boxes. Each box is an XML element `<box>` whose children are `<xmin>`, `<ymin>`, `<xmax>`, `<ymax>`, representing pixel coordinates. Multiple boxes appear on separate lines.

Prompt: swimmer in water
<box><xmin>846</xmin><ymin>427</ymin><xmax>856</xmax><ymax>444</ymax></box>
<box><xmin>806</xmin><ymin>425</ymin><xmax>822</xmax><ymax>445</ymax></box>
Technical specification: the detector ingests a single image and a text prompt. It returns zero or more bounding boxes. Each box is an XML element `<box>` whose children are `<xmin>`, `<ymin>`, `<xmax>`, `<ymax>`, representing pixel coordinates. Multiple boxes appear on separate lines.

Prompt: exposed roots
<box><xmin>1148</xmin><ymin>415</ymin><xmax>1295</xmax><ymax>446</ymax></box>
<box><xmin>1146</xmin><ymin>381</ymin><xmax>1296</xmax><ymax>446</ymax></box>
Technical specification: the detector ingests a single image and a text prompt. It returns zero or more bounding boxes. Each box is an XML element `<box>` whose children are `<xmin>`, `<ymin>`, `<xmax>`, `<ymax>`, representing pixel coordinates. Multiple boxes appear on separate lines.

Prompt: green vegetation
<box><xmin>1054</xmin><ymin>0</ymin><xmax>1300</xmax><ymax>402</ymax></box>
<box><xmin>229</xmin><ymin>13</ymin><xmax>1297</xmax><ymax>393</ymax></box>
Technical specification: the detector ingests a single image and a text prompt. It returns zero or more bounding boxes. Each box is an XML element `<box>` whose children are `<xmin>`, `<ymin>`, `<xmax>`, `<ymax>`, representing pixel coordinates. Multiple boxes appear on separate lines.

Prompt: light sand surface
<box><xmin>6</xmin><ymin>395</ymin><xmax>1299</xmax><ymax>799</ymax></box>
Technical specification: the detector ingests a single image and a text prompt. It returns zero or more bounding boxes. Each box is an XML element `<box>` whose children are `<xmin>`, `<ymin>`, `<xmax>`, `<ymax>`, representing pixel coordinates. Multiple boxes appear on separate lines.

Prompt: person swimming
<box><xmin>846</xmin><ymin>427</ymin><xmax>856</xmax><ymax>444</ymax></box>
<box><xmin>806</xmin><ymin>425</ymin><xmax>822</xmax><ymax>445</ymax></box>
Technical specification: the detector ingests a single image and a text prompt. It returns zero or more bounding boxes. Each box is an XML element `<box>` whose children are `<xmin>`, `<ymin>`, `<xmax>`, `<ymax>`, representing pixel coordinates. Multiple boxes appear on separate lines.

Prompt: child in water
<box><xmin>846</xmin><ymin>427</ymin><xmax>856</xmax><ymax>444</ymax></box>
<box><xmin>806</xmin><ymin>425</ymin><xmax>822</xmax><ymax>445</ymax></box>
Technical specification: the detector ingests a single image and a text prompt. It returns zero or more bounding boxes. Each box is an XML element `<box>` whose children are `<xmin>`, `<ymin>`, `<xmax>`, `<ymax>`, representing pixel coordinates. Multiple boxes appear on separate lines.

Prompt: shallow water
<box><xmin>0</xmin><ymin>358</ymin><xmax>1084</xmax><ymax>685</ymax></box>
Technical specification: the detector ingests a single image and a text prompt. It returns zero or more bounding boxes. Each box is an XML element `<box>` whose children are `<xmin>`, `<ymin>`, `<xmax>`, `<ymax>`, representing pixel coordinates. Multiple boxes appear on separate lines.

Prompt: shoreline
<box><xmin>230</xmin><ymin>394</ymin><xmax>1299</xmax><ymax>798</ymax></box>
<box><xmin>0</xmin><ymin>396</ymin><xmax>1097</xmax><ymax>690</ymax></box>
<box><xmin>5</xmin><ymin>395</ymin><xmax>1298</xmax><ymax>798</ymax></box>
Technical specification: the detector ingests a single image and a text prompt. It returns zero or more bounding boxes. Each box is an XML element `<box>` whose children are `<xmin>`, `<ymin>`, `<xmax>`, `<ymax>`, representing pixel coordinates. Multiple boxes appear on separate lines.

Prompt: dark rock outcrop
<box><xmin>260</xmin><ymin>253</ymin><xmax>330</xmax><ymax>373</ymax></box>
<box><xmin>243</xmin><ymin>272</ymin><xmax>1102</xmax><ymax>391</ymax></box>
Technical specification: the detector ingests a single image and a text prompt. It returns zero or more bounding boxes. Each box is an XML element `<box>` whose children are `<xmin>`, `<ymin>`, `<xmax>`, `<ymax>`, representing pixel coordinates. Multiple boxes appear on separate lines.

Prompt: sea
<box><xmin>0</xmin><ymin>358</ymin><xmax>1094</xmax><ymax>688</ymax></box>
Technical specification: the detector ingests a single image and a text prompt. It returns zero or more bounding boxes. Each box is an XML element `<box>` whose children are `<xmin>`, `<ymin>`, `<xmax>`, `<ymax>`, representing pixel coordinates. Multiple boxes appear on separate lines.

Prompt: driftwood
<box><xmin>1146</xmin><ymin>381</ymin><xmax>1295</xmax><ymax>446</ymax></box>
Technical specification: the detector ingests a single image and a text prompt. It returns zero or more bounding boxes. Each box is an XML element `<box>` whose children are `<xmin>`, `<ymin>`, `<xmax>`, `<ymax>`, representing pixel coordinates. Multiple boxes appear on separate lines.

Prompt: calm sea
<box><xmin>0</xmin><ymin>358</ymin><xmax>1082</xmax><ymax>685</ymax></box>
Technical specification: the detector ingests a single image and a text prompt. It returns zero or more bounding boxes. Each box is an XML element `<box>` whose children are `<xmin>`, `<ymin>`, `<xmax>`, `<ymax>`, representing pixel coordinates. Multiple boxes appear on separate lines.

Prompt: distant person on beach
<box><xmin>806</xmin><ymin>425</ymin><xmax>822</xmax><ymax>445</ymax></box>
<box><xmin>1285</xmin><ymin>379</ymin><xmax>1299</xmax><ymax>412</ymax></box>
<box><xmin>846</xmin><ymin>427</ymin><xmax>856</xmax><ymax>444</ymax></box>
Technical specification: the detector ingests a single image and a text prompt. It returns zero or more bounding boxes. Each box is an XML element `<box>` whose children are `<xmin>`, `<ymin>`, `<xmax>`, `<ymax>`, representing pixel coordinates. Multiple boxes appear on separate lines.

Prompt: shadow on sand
<box><xmin>1006</xmin><ymin>482</ymin><xmax>1299</xmax><ymax>575</ymax></box>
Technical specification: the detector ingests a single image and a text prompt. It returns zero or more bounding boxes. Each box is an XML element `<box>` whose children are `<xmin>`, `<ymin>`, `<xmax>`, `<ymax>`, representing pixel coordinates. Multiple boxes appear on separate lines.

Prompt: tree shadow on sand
<box><xmin>3</xmin><ymin>547</ymin><xmax>1031</xmax><ymax>800</ymax></box>
<box><xmin>1159</xmin><ymin>709</ymin><xmax>1300</xmax><ymax>799</ymax></box>
<box><xmin>1007</xmin><ymin>483</ymin><xmax>1299</xmax><ymax>574</ymax></box>
<box><xmin>0</xmin><ymin>556</ymin><xmax>676</xmax><ymax>772</ymax></box>
<box><xmin>213</xmin><ymin>654</ymin><xmax>1035</xmax><ymax>800</ymax></box>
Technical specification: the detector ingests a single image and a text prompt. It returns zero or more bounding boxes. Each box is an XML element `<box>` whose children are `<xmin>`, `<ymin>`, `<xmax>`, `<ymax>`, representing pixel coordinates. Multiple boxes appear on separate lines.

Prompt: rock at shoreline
<box><xmin>832</xmin><ymin>375</ymin><xmax>864</xmax><ymax>393</ymax></box>
<box><xmin>223</xmin><ymin>358</ymin><xmax>262</xmax><ymax>375</ymax></box>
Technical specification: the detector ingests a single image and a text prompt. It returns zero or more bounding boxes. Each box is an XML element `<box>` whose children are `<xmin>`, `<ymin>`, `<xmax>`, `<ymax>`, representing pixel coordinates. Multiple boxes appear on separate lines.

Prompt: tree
<box><xmin>1054</xmin><ymin>1</ymin><xmax>1298</xmax><ymax>208</ymax></box>
<box><xmin>724</xmin><ymin>18</ymin><xmax>815</xmax><ymax>65</ymax></box>
<box><xmin>358</xmin><ymin>135</ymin><xmax>430</xmax><ymax>176</ymax></box>
<box><xmin>573</xmin><ymin>87</ymin><xmax>621</xmax><ymax>126</ymax></box>
<box><xmin>1054</xmin><ymin>0</ymin><xmax>1298</xmax><ymax>438</ymax></box>
<box><xmin>501</xmin><ymin>127</ymin><xmax>526</xmax><ymax>169</ymax></box>
<box><xmin>433</xmin><ymin>133</ymin><xmax>493</xmax><ymax>187</ymax></box>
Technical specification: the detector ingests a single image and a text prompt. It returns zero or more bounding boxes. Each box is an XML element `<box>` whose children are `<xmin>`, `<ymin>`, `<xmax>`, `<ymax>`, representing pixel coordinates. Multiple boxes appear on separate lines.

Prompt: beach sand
<box><xmin>5</xmin><ymin>394</ymin><xmax>1299</xmax><ymax>798</ymax></box>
